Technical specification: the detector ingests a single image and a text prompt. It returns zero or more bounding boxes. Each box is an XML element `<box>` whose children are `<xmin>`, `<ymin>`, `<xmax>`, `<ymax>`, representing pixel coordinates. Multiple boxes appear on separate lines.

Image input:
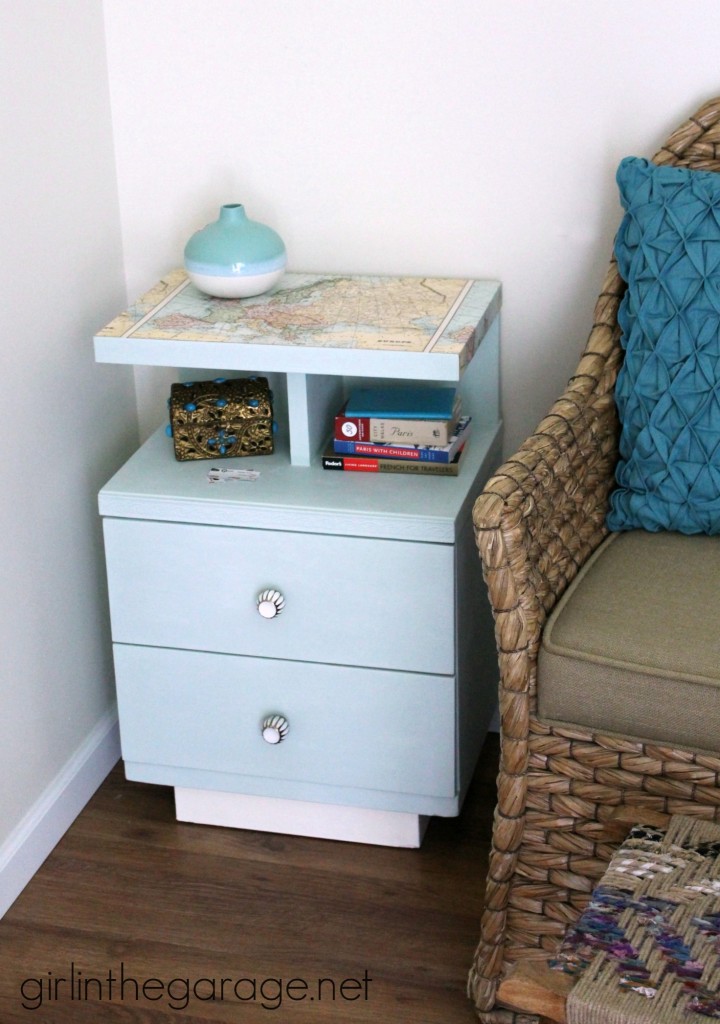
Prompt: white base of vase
<box><xmin>187</xmin><ymin>268</ymin><xmax>285</xmax><ymax>299</ymax></box>
<box><xmin>174</xmin><ymin>787</ymin><xmax>429</xmax><ymax>847</ymax></box>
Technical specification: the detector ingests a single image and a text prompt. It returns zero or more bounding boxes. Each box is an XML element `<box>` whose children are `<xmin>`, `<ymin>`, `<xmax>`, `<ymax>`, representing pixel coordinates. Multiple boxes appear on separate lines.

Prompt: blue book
<box><xmin>344</xmin><ymin>385</ymin><xmax>457</xmax><ymax>420</ymax></box>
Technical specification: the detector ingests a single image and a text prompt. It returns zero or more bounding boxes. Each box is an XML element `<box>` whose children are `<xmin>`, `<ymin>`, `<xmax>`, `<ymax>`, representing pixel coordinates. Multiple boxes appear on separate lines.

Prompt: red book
<box><xmin>334</xmin><ymin>397</ymin><xmax>461</xmax><ymax>446</ymax></box>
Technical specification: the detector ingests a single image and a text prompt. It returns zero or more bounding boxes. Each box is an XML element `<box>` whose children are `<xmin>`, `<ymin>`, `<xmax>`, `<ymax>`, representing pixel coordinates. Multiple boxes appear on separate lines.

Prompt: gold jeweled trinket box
<box><xmin>168</xmin><ymin>376</ymin><xmax>274</xmax><ymax>461</ymax></box>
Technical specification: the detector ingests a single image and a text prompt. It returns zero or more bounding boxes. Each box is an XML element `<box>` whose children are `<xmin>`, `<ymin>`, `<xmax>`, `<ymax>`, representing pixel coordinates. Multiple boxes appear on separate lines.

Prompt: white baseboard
<box><xmin>0</xmin><ymin>708</ymin><xmax>120</xmax><ymax>919</ymax></box>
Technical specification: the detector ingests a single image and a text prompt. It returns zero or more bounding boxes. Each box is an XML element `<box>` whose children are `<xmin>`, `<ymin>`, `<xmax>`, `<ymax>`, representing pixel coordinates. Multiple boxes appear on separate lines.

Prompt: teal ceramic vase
<box><xmin>184</xmin><ymin>203</ymin><xmax>286</xmax><ymax>298</ymax></box>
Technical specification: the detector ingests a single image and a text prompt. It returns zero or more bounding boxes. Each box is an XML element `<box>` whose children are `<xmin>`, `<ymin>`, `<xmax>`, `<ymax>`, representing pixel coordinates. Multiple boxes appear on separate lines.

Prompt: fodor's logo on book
<box><xmin>324</xmin><ymin>458</ymin><xmax>343</xmax><ymax>470</ymax></box>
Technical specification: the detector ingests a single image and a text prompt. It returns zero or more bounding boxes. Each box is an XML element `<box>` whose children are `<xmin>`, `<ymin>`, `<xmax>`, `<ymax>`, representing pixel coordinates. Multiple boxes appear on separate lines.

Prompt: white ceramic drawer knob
<box><xmin>262</xmin><ymin>714</ymin><xmax>289</xmax><ymax>744</ymax></box>
<box><xmin>257</xmin><ymin>589</ymin><xmax>285</xmax><ymax>619</ymax></box>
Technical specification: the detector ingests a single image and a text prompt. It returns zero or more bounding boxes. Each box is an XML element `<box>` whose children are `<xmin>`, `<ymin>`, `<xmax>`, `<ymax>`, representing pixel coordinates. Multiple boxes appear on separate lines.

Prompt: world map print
<box><xmin>97</xmin><ymin>269</ymin><xmax>497</xmax><ymax>369</ymax></box>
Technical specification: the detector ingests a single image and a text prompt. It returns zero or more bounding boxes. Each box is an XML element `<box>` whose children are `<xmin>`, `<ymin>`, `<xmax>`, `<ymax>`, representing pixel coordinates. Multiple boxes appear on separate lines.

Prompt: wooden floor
<box><xmin>0</xmin><ymin>735</ymin><xmax>498</xmax><ymax>1023</ymax></box>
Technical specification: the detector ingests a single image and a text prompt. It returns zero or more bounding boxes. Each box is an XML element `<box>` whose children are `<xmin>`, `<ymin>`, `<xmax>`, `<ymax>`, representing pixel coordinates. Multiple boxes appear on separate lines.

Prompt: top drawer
<box><xmin>103</xmin><ymin>518</ymin><xmax>455</xmax><ymax>674</ymax></box>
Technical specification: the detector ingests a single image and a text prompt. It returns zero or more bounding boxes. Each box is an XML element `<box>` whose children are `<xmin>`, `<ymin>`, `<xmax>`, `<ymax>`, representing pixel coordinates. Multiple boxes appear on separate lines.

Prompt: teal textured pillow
<box><xmin>607</xmin><ymin>156</ymin><xmax>720</xmax><ymax>534</ymax></box>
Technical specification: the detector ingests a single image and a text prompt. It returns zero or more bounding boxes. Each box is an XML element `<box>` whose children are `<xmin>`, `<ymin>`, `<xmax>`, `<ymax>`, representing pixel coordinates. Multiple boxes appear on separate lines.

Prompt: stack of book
<box><xmin>322</xmin><ymin>385</ymin><xmax>470</xmax><ymax>476</ymax></box>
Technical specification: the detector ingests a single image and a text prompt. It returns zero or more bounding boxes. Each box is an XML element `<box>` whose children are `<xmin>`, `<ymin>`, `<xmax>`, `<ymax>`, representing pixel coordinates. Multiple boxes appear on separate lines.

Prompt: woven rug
<box><xmin>548</xmin><ymin>815</ymin><xmax>720</xmax><ymax>1024</ymax></box>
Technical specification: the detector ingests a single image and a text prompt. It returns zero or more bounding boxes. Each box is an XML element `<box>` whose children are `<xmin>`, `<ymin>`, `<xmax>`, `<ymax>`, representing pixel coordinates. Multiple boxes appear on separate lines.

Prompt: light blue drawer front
<box><xmin>103</xmin><ymin>518</ymin><xmax>454</xmax><ymax>674</ymax></box>
<box><xmin>113</xmin><ymin>644</ymin><xmax>456</xmax><ymax>799</ymax></box>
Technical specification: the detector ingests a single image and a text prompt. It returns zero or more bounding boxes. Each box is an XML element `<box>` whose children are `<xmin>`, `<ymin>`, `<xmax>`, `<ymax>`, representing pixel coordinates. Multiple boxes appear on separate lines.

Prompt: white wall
<box><xmin>103</xmin><ymin>0</ymin><xmax>720</xmax><ymax>452</ymax></box>
<box><xmin>0</xmin><ymin>0</ymin><xmax>138</xmax><ymax>910</ymax></box>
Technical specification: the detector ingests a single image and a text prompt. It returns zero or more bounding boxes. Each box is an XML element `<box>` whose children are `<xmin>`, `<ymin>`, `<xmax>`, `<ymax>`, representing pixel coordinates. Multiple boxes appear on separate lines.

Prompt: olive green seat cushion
<box><xmin>538</xmin><ymin>530</ymin><xmax>720</xmax><ymax>751</ymax></box>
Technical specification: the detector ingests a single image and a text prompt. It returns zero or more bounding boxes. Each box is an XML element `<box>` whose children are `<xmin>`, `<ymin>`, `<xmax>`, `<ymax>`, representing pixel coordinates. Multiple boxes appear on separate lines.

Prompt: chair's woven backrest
<box><xmin>655</xmin><ymin>98</ymin><xmax>720</xmax><ymax>169</ymax></box>
<box><xmin>474</xmin><ymin>98</ymin><xmax>720</xmax><ymax>689</ymax></box>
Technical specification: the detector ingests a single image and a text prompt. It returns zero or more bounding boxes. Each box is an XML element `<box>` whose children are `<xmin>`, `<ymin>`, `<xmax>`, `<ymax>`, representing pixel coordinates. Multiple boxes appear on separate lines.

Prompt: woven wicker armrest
<box><xmin>468</xmin><ymin>263</ymin><xmax>624</xmax><ymax>1021</ymax></box>
<box><xmin>473</xmin><ymin>260</ymin><xmax>625</xmax><ymax>711</ymax></box>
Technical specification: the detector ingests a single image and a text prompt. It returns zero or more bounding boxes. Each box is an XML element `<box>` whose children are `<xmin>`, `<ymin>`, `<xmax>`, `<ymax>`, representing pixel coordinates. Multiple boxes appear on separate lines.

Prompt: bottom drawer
<box><xmin>113</xmin><ymin>644</ymin><xmax>456</xmax><ymax>799</ymax></box>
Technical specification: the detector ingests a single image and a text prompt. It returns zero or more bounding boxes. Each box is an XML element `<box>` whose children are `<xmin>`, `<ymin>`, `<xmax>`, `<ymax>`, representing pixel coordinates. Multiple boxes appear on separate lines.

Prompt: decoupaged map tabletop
<box><xmin>95</xmin><ymin>269</ymin><xmax>500</xmax><ymax>371</ymax></box>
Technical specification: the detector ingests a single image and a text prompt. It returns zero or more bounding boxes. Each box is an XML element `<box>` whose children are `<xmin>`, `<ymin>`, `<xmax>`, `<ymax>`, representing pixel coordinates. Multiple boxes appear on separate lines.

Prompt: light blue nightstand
<box><xmin>95</xmin><ymin>271</ymin><xmax>502</xmax><ymax>847</ymax></box>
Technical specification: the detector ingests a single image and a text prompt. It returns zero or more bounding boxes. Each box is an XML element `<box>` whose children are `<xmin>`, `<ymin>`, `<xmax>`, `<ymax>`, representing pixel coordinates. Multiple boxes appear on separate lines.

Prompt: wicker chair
<box><xmin>468</xmin><ymin>96</ymin><xmax>720</xmax><ymax>1023</ymax></box>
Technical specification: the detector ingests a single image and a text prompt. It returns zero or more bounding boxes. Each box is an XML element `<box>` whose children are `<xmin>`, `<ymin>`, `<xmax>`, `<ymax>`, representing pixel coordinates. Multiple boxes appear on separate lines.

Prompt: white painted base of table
<box><xmin>174</xmin><ymin>787</ymin><xmax>429</xmax><ymax>847</ymax></box>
